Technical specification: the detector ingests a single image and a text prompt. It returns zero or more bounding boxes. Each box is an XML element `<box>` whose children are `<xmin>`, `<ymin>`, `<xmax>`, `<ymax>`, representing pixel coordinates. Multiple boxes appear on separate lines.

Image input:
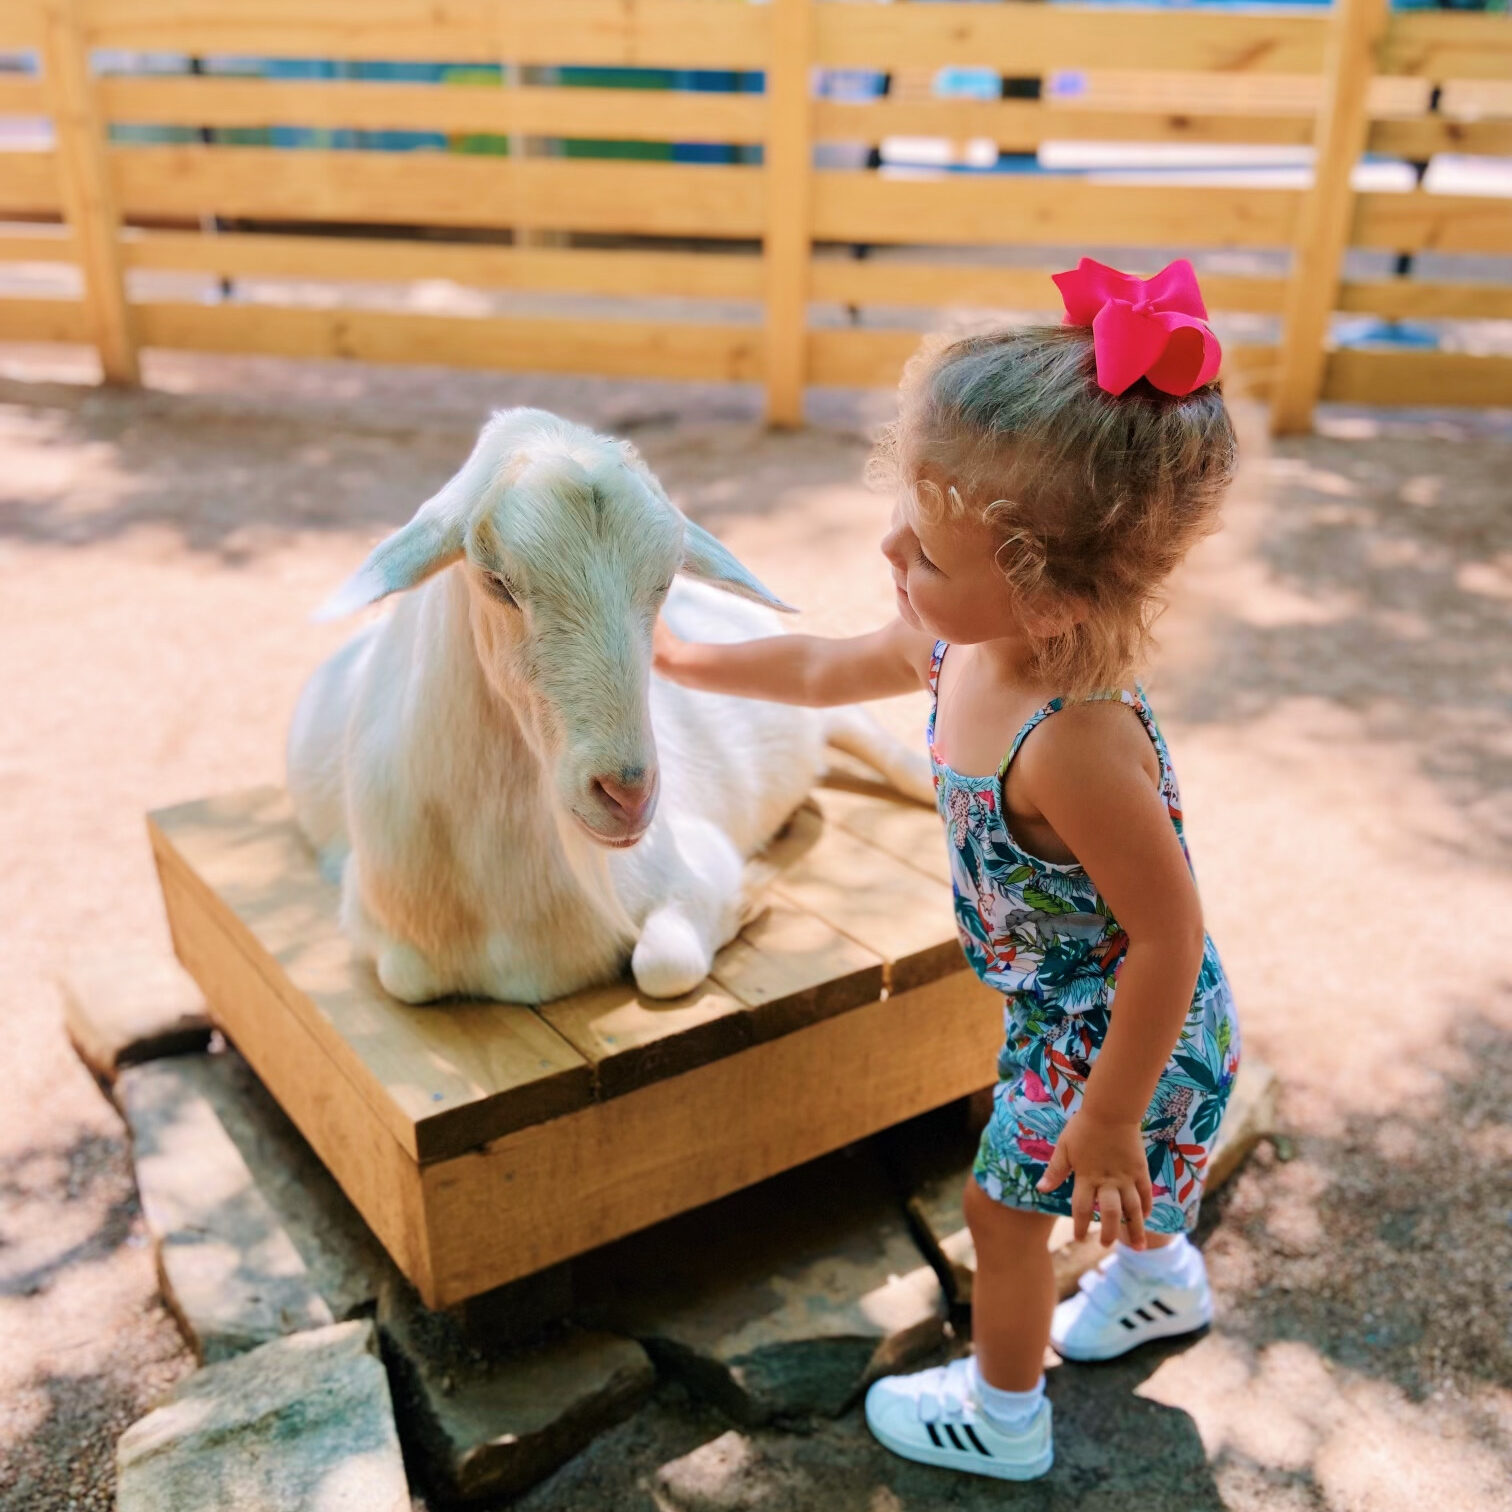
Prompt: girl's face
<box><xmin>880</xmin><ymin>477</ymin><xmax>1035</xmax><ymax>646</ymax></box>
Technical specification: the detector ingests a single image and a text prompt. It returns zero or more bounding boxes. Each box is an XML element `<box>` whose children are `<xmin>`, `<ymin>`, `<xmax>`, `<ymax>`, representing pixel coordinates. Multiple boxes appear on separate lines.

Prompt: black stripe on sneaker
<box><xmin>1135</xmin><ymin>1306</ymin><xmax>1155</xmax><ymax>1323</ymax></box>
<box><xmin>943</xmin><ymin>1425</ymin><xmax>967</xmax><ymax>1452</ymax></box>
<box><xmin>963</xmin><ymin>1425</ymin><xmax>994</xmax><ymax>1457</ymax></box>
<box><xmin>925</xmin><ymin>1423</ymin><xmax>943</xmax><ymax>1448</ymax></box>
<box><xmin>1151</xmin><ymin>1297</ymin><xmax>1177</xmax><ymax>1317</ymax></box>
<box><xmin>1120</xmin><ymin>1316</ymin><xmax>1138</xmax><ymax>1330</ymax></box>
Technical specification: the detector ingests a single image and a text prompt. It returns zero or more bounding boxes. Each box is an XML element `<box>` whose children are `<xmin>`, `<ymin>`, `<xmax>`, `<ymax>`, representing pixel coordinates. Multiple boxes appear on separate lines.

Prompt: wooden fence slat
<box><xmin>809</xmin><ymin>260</ymin><xmax>1287</xmax><ymax>315</ymax></box>
<box><xmin>1353</xmin><ymin>191</ymin><xmax>1512</xmax><ymax>256</ymax></box>
<box><xmin>133</xmin><ymin>301</ymin><xmax>764</xmax><ymax>382</ymax></box>
<box><xmin>122</xmin><ymin>231</ymin><xmax>764</xmax><ymax>299</ymax></box>
<box><xmin>96</xmin><ymin>77</ymin><xmax>769</xmax><ymax>143</ymax></box>
<box><xmin>0</xmin><ymin>77</ymin><xmax>47</xmax><ymax>116</ymax></box>
<box><xmin>0</xmin><ymin>228</ymin><xmax>78</xmax><ymax>263</ymax></box>
<box><xmin>814</xmin><ymin>2</ymin><xmax>1329</xmax><ymax>75</ymax></box>
<box><xmin>0</xmin><ymin>1</ymin><xmax>44</xmax><ymax>48</ymax></box>
<box><xmin>40</xmin><ymin>0</ymin><xmax>137</xmax><ymax>383</ymax></box>
<box><xmin>811</xmin><ymin>173</ymin><xmax>1299</xmax><ymax>249</ymax></box>
<box><xmin>79</xmin><ymin>0</ymin><xmax>768</xmax><ymax>68</ymax></box>
<box><xmin>0</xmin><ymin>296</ymin><xmax>91</xmax><ymax>343</ymax></box>
<box><xmin>815</xmin><ymin>99</ymin><xmax>1318</xmax><ymax>150</ymax></box>
<box><xmin>0</xmin><ymin>151</ymin><xmax>63</xmax><ymax>215</ymax></box>
<box><xmin>109</xmin><ymin>146</ymin><xmax>765</xmax><ymax>238</ymax></box>
<box><xmin>1323</xmin><ymin>348</ymin><xmax>1512</xmax><ymax>408</ymax></box>
<box><xmin>1337</xmin><ymin>278</ymin><xmax>1512</xmax><ymax>323</ymax></box>
<box><xmin>1380</xmin><ymin>12</ymin><xmax>1512</xmax><ymax>82</ymax></box>
<box><xmin>1271</xmin><ymin>0</ymin><xmax>1387</xmax><ymax>436</ymax></box>
<box><xmin>1370</xmin><ymin>116</ymin><xmax>1512</xmax><ymax>161</ymax></box>
<box><xmin>763</xmin><ymin>0</ymin><xmax>813</xmax><ymax>428</ymax></box>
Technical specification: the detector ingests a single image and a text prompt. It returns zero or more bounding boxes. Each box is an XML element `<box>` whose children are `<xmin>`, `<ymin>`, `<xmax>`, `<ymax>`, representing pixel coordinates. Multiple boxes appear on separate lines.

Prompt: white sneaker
<box><xmin>1051</xmin><ymin>1246</ymin><xmax>1213</xmax><ymax>1361</ymax></box>
<box><xmin>864</xmin><ymin>1358</ymin><xmax>1054</xmax><ymax>1481</ymax></box>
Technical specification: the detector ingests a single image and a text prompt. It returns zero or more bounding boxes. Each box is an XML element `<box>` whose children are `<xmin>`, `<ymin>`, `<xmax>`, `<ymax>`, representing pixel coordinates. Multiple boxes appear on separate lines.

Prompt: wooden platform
<box><xmin>148</xmin><ymin>781</ymin><xmax>1001</xmax><ymax>1307</ymax></box>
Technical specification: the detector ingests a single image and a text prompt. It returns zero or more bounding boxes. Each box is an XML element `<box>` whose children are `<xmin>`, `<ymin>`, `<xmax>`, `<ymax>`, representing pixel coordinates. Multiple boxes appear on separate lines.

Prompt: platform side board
<box><xmin>148</xmin><ymin>790</ymin><xmax>596</xmax><ymax>1161</ymax></box>
<box><xmin>420</xmin><ymin>969</ymin><xmax>1004</xmax><ymax>1306</ymax></box>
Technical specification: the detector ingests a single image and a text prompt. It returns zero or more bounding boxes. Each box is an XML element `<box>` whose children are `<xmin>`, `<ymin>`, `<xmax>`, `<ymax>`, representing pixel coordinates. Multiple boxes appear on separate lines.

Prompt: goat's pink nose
<box><xmin>591</xmin><ymin>770</ymin><xmax>657</xmax><ymax>827</ymax></box>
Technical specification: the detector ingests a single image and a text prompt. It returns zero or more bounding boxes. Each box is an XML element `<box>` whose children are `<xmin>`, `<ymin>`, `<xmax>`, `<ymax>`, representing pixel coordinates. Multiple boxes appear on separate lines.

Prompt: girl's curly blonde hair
<box><xmin>871</xmin><ymin>324</ymin><xmax>1237</xmax><ymax>698</ymax></box>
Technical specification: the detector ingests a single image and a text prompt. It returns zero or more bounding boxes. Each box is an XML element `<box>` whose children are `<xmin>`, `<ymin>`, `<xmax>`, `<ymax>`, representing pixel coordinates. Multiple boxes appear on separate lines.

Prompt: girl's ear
<box><xmin>679</xmin><ymin>518</ymin><xmax>796</xmax><ymax>612</ymax></box>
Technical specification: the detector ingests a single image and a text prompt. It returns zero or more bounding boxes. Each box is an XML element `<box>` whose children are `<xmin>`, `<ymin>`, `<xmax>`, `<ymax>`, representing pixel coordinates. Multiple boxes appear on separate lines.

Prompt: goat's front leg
<box><xmin>619</xmin><ymin>816</ymin><xmax>744</xmax><ymax>999</ymax></box>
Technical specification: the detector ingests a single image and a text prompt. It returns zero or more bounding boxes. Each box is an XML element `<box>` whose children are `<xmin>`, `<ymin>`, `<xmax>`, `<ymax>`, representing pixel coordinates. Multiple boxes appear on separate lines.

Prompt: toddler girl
<box><xmin>654</xmin><ymin>258</ymin><xmax>1240</xmax><ymax>1481</ymax></box>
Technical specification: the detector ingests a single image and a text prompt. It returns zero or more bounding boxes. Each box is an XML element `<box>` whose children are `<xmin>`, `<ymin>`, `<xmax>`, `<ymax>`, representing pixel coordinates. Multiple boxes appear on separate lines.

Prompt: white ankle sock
<box><xmin>969</xmin><ymin>1359</ymin><xmax>1045</xmax><ymax>1431</ymax></box>
<box><xmin>1116</xmin><ymin>1233</ymin><xmax>1197</xmax><ymax>1282</ymax></box>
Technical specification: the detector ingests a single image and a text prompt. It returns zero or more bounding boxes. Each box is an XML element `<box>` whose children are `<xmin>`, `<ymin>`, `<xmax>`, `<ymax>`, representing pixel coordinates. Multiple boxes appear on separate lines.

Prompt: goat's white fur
<box><xmin>287</xmin><ymin>408</ymin><xmax>932</xmax><ymax>1004</ymax></box>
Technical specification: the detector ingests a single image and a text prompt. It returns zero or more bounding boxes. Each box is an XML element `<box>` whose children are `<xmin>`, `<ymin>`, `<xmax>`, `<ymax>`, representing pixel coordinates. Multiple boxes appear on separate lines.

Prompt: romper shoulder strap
<box><xmin>927</xmin><ymin>640</ymin><xmax>947</xmax><ymax>695</ymax></box>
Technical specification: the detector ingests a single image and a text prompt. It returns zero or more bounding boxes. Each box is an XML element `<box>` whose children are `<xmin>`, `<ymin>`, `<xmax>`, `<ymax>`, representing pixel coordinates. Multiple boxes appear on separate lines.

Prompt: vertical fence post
<box><xmin>1270</xmin><ymin>0</ymin><xmax>1386</xmax><ymax>435</ymax></box>
<box><xmin>40</xmin><ymin>0</ymin><xmax>138</xmax><ymax>384</ymax></box>
<box><xmin>763</xmin><ymin>0</ymin><xmax>814</xmax><ymax>428</ymax></box>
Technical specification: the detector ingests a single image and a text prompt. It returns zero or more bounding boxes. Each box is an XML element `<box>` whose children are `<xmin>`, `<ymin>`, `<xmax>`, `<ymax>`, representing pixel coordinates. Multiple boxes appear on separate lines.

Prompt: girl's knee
<box><xmin>963</xmin><ymin>1175</ymin><xmax>1055</xmax><ymax>1248</ymax></box>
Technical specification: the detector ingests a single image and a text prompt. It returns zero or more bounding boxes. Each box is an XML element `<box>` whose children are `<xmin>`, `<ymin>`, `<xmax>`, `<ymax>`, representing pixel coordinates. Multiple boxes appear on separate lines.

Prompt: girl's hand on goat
<box><xmin>652</xmin><ymin>617</ymin><xmax>690</xmax><ymax>680</ymax></box>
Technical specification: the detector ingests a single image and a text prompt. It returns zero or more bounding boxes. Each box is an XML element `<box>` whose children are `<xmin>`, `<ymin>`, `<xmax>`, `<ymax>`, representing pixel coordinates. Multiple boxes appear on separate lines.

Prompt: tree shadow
<box><xmin>1172</xmin><ymin>423</ymin><xmax>1512</xmax><ymax>865</ymax></box>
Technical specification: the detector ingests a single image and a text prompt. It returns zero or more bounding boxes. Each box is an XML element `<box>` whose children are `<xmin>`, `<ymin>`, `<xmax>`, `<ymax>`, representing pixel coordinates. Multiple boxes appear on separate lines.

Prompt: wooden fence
<box><xmin>0</xmin><ymin>0</ymin><xmax>1509</xmax><ymax>432</ymax></box>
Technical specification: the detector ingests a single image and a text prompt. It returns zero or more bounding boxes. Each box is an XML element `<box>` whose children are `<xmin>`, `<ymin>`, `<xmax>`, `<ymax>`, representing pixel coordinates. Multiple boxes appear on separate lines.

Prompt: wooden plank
<box><xmin>97</xmin><ymin>76</ymin><xmax>768</xmax><ymax>143</ymax></box>
<box><xmin>762</xmin><ymin>801</ymin><xmax>962</xmax><ymax>995</ymax></box>
<box><xmin>812</xmin><ymin>782</ymin><xmax>951</xmax><ymax>889</ymax></box>
<box><xmin>1322</xmin><ymin>349</ymin><xmax>1512</xmax><ymax>409</ymax></box>
<box><xmin>815</xmin><ymin>98</ymin><xmax>1318</xmax><ymax>150</ymax></box>
<box><xmin>81</xmin><ymin>0</ymin><xmax>768</xmax><ymax>68</ymax></box>
<box><xmin>1381</xmin><ymin>12</ymin><xmax>1512</xmax><ymax>82</ymax></box>
<box><xmin>133</xmin><ymin>301</ymin><xmax>764</xmax><ymax>382</ymax></box>
<box><xmin>110</xmin><ymin>146</ymin><xmax>765</xmax><ymax>238</ymax></box>
<box><xmin>1338</xmin><ymin>278</ymin><xmax>1512</xmax><ymax>322</ymax></box>
<box><xmin>763</xmin><ymin>0</ymin><xmax>813</xmax><ymax>428</ymax></box>
<box><xmin>1271</xmin><ymin>0</ymin><xmax>1386</xmax><ymax>436</ymax></box>
<box><xmin>0</xmin><ymin>296</ymin><xmax>90</xmax><ymax>343</ymax></box>
<box><xmin>0</xmin><ymin>228</ymin><xmax>76</xmax><ymax>263</ymax></box>
<box><xmin>809</xmin><ymin>259</ymin><xmax>1286</xmax><ymax>315</ymax></box>
<box><xmin>420</xmin><ymin>968</ymin><xmax>1001</xmax><ymax>1305</ymax></box>
<box><xmin>711</xmin><ymin>898</ymin><xmax>885</xmax><ymax>1041</ymax></box>
<box><xmin>1370</xmin><ymin>116</ymin><xmax>1512</xmax><ymax>162</ymax></box>
<box><xmin>0</xmin><ymin>1</ymin><xmax>43</xmax><ymax>48</ymax></box>
<box><xmin>808</xmin><ymin>328</ymin><xmax>1283</xmax><ymax>399</ymax></box>
<box><xmin>39</xmin><ymin>0</ymin><xmax>137</xmax><ymax>383</ymax></box>
<box><xmin>0</xmin><ymin>151</ymin><xmax>63</xmax><ymax>215</ymax></box>
<box><xmin>813</xmin><ymin>2</ymin><xmax>1329</xmax><ymax>75</ymax></box>
<box><xmin>121</xmin><ymin>232</ymin><xmax>763</xmax><ymax>299</ymax></box>
<box><xmin>1353</xmin><ymin>191</ymin><xmax>1512</xmax><ymax>256</ymax></box>
<box><xmin>153</xmin><ymin>847</ymin><xmax>437</xmax><ymax>1299</ymax></box>
<box><xmin>149</xmin><ymin>790</ymin><xmax>595</xmax><ymax>1164</ymax></box>
<box><xmin>810</xmin><ymin>173</ymin><xmax>1300</xmax><ymax>249</ymax></box>
<box><xmin>0</xmin><ymin>78</ymin><xmax>46</xmax><ymax>116</ymax></box>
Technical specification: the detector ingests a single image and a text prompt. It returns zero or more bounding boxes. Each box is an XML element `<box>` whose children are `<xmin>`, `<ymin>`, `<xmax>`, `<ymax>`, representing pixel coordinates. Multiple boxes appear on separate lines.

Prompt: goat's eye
<box><xmin>487</xmin><ymin>572</ymin><xmax>519</xmax><ymax>607</ymax></box>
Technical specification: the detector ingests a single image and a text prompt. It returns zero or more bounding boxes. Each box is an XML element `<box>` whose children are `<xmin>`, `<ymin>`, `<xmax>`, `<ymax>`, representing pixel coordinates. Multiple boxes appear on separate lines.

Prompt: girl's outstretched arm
<box><xmin>654</xmin><ymin>615</ymin><xmax>935</xmax><ymax>707</ymax></box>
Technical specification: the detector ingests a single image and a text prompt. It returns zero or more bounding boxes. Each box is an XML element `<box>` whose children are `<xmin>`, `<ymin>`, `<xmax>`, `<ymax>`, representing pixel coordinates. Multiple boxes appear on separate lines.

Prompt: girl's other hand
<box><xmin>1037</xmin><ymin>1110</ymin><xmax>1153</xmax><ymax>1249</ymax></box>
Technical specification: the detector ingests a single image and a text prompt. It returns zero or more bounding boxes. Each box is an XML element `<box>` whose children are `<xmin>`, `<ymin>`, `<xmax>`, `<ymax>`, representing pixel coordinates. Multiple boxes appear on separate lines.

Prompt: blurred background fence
<box><xmin>0</xmin><ymin>0</ymin><xmax>1508</xmax><ymax>432</ymax></box>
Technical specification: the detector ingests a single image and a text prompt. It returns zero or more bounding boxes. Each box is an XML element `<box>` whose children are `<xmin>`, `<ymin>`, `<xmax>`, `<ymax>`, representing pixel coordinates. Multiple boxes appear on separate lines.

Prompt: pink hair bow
<box><xmin>1051</xmin><ymin>257</ymin><xmax>1222</xmax><ymax>397</ymax></box>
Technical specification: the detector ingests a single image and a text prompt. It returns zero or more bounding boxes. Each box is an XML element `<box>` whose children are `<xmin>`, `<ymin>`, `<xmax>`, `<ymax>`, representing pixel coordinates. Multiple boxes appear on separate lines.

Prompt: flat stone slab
<box><xmin>578</xmin><ymin>1145</ymin><xmax>947</xmax><ymax>1425</ymax></box>
<box><xmin>118</xmin><ymin>1056</ymin><xmax>337</xmax><ymax>1361</ymax></box>
<box><xmin>117</xmin><ymin>1319</ymin><xmax>409</xmax><ymax>1512</ymax></box>
<box><xmin>381</xmin><ymin>1277</ymin><xmax>654</xmax><ymax>1503</ymax></box>
<box><xmin>907</xmin><ymin>1057</ymin><xmax>1280</xmax><ymax>1306</ymax></box>
<box><xmin>61</xmin><ymin>945</ymin><xmax>210</xmax><ymax>1083</ymax></box>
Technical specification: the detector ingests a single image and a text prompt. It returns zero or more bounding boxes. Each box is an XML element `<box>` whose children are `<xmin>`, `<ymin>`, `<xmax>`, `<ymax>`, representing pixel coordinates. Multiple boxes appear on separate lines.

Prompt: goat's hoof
<box><xmin>632</xmin><ymin>910</ymin><xmax>711</xmax><ymax>999</ymax></box>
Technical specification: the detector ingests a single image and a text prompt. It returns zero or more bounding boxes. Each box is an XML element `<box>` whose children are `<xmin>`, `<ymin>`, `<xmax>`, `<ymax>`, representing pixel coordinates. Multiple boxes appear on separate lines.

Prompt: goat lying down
<box><xmin>288</xmin><ymin>408</ymin><xmax>931</xmax><ymax>1005</ymax></box>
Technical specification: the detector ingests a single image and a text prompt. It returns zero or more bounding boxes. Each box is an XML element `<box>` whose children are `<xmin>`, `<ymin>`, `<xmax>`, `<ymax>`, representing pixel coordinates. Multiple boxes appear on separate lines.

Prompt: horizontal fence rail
<box><xmin>0</xmin><ymin>0</ymin><xmax>1507</xmax><ymax>429</ymax></box>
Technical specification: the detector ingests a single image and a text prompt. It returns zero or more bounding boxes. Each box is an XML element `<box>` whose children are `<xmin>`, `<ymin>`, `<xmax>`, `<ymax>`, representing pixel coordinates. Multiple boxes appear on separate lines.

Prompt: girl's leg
<box><xmin>963</xmin><ymin>1178</ymin><xmax>1057</xmax><ymax>1390</ymax></box>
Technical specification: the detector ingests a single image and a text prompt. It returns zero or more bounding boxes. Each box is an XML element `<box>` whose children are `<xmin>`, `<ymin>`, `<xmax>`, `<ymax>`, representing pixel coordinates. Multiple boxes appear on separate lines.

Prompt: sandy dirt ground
<box><xmin>1</xmin><ymin>343</ymin><xmax>1509</xmax><ymax>1511</ymax></box>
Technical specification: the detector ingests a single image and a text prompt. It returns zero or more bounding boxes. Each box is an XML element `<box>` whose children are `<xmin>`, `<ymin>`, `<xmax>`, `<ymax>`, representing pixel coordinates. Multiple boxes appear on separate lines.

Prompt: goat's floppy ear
<box><xmin>315</xmin><ymin>509</ymin><xmax>464</xmax><ymax>620</ymax></box>
<box><xmin>679</xmin><ymin>518</ymin><xmax>795</xmax><ymax>612</ymax></box>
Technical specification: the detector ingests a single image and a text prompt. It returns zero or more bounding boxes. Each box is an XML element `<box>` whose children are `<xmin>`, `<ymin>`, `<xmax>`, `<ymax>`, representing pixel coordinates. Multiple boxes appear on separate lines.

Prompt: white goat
<box><xmin>288</xmin><ymin>408</ymin><xmax>930</xmax><ymax>1005</ymax></box>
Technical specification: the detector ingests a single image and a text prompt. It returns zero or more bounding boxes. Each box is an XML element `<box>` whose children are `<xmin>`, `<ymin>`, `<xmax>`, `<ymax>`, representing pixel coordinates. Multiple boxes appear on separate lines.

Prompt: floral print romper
<box><xmin>928</xmin><ymin>643</ymin><xmax>1240</xmax><ymax>1234</ymax></box>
